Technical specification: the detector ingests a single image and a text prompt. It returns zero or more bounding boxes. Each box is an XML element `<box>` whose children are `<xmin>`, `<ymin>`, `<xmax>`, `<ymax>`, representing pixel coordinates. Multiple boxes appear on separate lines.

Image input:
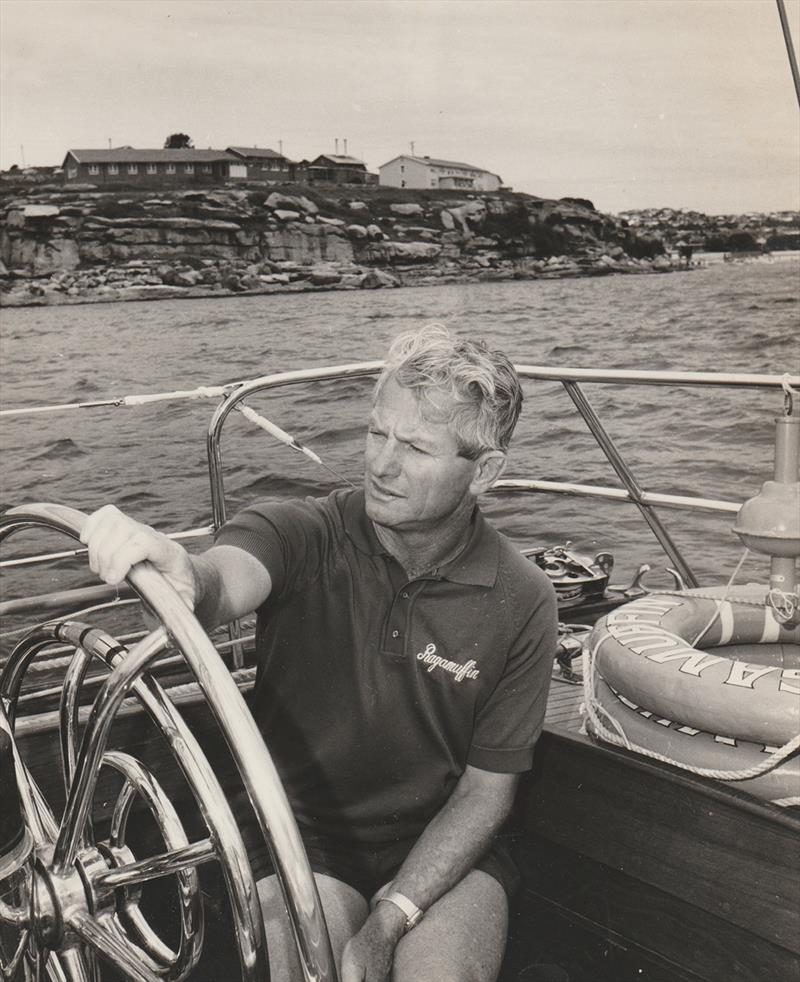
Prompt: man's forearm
<box><xmin>386</xmin><ymin>768</ymin><xmax>518</xmax><ymax>912</ymax></box>
<box><xmin>189</xmin><ymin>553</ymin><xmax>226</xmax><ymax>628</ymax></box>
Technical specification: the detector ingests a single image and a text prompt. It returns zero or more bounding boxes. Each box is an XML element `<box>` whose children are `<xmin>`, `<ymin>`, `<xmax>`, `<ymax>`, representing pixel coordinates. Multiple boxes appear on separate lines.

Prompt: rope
<box><xmin>123</xmin><ymin>385</ymin><xmax>234</xmax><ymax>406</ymax></box>
<box><xmin>581</xmin><ymin>634</ymin><xmax>800</xmax><ymax>789</ymax></box>
<box><xmin>0</xmin><ymin>383</ymin><xmax>241</xmax><ymax>418</ymax></box>
<box><xmin>780</xmin><ymin>373</ymin><xmax>798</xmax><ymax>416</ymax></box>
<box><xmin>236</xmin><ymin>403</ymin><xmax>356</xmax><ymax>487</ymax></box>
<box><xmin>767</xmin><ymin>587</ymin><xmax>798</xmax><ymax>624</ymax></box>
<box><xmin>0</xmin><ymin>595</ymin><xmax>133</xmax><ymax>642</ymax></box>
<box><xmin>689</xmin><ymin>548</ymin><xmax>750</xmax><ymax>646</ymax></box>
<box><xmin>645</xmin><ymin>550</ymin><xmax>798</xmax><ymax>630</ymax></box>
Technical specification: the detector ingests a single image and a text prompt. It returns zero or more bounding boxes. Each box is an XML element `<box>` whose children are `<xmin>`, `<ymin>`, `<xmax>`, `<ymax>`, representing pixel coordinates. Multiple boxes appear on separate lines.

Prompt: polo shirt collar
<box><xmin>344</xmin><ymin>488</ymin><xmax>499</xmax><ymax>587</ymax></box>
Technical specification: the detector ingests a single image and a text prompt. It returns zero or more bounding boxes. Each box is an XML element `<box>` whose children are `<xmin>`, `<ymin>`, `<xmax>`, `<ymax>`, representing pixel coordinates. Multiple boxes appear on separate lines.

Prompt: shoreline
<box><xmin>0</xmin><ymin>256</ymin><xmax>697</xmax><ymax>309</ymax></box>
<box><xmin>3</xmin><ymin>182</ymin><xmax>796</xmax><ymax>310</ymax></box>
<box><xmin>3</xmin><ymin>249</ymin><xmax>795</xmax><ymax>310</ymax></box>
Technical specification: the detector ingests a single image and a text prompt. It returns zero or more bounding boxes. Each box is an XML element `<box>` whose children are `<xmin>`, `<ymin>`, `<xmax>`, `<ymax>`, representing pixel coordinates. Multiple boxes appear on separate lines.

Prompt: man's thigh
<box><xmin>391</xmin><ymin>869</ymin><xmax>508</xmax><ymax>982</ymax></box>
<box><xmin>257</xmin><ymin>872</ymin><xmax>369</xmax><ymax>981</ymax></box>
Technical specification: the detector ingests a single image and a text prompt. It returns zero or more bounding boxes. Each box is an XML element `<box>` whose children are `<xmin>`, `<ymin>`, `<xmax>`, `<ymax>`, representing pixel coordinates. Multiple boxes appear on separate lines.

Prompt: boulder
<box><xmin>346</xmin><ymin>224</ymin><xmax>368</xmax><ymax>239</ymax></box>
<box><xmin>309</xmin><ymin>266</ymin><xmax>342</xmax><ymax>285</ymax></box>
<box><xmin>114</xmin><ymin>285</ymin><xmax>191</xmax><ymax>300</ymax></box>
<box><xmin>23</xmin><ymin>204</ymin><xmax>60</xmax><ymax>219</ymax></box>
<box><xmin>366</xmin><ymin>224</ymin><xmax>384</xmax><ymax>240</ymax></box>
<box><xmin>265</xmin><ymin>192</ymin><xmax>319</xmax><ymax>214</ymax></box>
<box><xmin>448</xmin><ymin>201</ymin><xmax>487</xmax><ymax>232</ymax></box>
<box><xmin>362</xmin><ymin>241</ymin><xmax>442</xmax><ymax>263</ymax></box>
<box><xmin>440</xmin><ymin>210</ymin><xmax>456</xmax><ymax>231</ymax></box>
<box><xmin>348</xmin><ymin>201</ymin><xmax>368</xmax><ymax>212</ymax></box>
<box><xmin>390</xmin><ymin>203</ymin><xmax>423</xmax><ymax>216</ymax></box>
<box><xmin>274</xmin><ymin>209</ymin><xmax>301</xmax><ymax>222</ymax></box>
<box><xmin>360</xmin><ymin>269</ymin><xmax>400</xmax><ymax>289</ymax></box>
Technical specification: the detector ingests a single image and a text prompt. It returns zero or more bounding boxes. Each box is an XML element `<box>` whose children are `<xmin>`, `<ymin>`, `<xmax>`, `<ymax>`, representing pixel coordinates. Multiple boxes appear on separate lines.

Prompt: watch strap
<box><xmin>378</xmin><ymin>890</ymin><xmax>424</xmax><ymax>932</ymax></box>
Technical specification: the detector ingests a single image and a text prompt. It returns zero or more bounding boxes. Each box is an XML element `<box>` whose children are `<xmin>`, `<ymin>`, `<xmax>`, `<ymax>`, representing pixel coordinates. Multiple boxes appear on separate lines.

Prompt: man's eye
<box><xmin>368</xmin><ymin>428</ymin><xmax>385</xmax><ymax>438</ymax></box>
<box><xmin>410</xmin><ymin>445</ymin><xmax>427</xmax><ymax>455</ymax></box>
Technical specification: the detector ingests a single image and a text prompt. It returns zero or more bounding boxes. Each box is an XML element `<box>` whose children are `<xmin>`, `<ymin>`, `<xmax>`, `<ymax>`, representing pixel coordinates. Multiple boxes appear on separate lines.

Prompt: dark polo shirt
<box><xmin>217</xmin><ymin>488</ymin><xmax>556</xmax><ymax>846</ymax></box>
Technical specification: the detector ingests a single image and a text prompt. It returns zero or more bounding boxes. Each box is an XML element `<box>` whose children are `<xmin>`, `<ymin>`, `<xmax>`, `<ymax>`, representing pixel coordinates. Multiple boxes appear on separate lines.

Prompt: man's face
<box><xmin>364</xmin><ymin>376</ymin><xmax>479</xmax><ymax>532</ymax></box>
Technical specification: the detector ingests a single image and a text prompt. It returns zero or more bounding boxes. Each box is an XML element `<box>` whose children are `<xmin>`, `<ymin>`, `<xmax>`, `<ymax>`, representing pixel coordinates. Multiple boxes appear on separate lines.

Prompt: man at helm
<box><xmin>82</xmin><ymin>323</ymin><xmax>557</xmax><ymax>982</ymax></box>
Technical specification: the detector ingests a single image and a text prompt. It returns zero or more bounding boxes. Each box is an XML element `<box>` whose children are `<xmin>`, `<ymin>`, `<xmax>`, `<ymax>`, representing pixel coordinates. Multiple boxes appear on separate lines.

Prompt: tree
<box><xmin>164</xmin><ymin>133</ymin><xmax>194</xmax><ymax>149</ymax></box>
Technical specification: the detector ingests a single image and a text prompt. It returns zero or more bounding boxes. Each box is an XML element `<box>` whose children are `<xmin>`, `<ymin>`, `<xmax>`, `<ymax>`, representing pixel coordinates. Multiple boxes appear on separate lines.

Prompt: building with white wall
<box><xmin>379</xmin><ymin>155</ymin><xmax>503</xmax><ymax>192</ymax></box>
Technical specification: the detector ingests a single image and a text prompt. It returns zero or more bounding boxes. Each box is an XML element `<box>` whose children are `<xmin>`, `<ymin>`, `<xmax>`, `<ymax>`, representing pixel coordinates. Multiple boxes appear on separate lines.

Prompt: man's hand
<box><xmin>340</xmin><ymin>902</ymin><xmax>406</xmax><ymax>982</ymax></box>
<box><xmin>80</xmin><ymin>504</ymin><xmax>197</xmax><ymax>610</ymax></box>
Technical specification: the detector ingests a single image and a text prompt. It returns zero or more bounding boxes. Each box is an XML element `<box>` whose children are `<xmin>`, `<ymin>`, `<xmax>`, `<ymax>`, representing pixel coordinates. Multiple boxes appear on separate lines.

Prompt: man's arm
<box><xmin>80</xmin><ymin>504</ymin><xmax>272</xmax><ymax>629</ymax></box>
<box><xmin>340</xmin><ymin>765</ymin><xmax>518</xmax><ymax>982</ymax></box>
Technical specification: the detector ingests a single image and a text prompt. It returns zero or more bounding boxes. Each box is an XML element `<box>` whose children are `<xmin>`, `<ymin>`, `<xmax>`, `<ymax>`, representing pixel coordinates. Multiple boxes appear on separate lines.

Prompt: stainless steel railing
<box><xmin>206</xmin><ymin>363</ymin><xmax>798</xmax><ymax>594</ymax></box>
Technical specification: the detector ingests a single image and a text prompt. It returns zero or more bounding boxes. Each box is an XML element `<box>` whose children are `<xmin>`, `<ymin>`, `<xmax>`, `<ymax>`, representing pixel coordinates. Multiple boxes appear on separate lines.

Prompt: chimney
<box><xmin>335</xmin><ymin>138</ymin><xmax>339</xmax><ymax>154</ymax></box>
<box><xmin>343</xmin><ymin>138</ymin><xmax>348</xmax><ymax>155</ymax></box>
<box><xmin>279</xmin><ymin>140</ymin><xmax>283</xmax><ymax>155</ymax></box>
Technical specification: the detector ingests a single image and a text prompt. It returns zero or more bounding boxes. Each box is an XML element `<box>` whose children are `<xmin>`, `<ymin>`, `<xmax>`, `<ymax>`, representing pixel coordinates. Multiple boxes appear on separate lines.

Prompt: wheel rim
<box><xmin>0</xmin><ymin>503</ymin><xmax>337</xmax><ymax>982</ymax></box>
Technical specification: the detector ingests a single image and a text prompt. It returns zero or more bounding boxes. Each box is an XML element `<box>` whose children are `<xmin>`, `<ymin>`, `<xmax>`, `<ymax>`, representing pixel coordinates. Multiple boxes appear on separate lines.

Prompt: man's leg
<box><xmin>390</xmin><ymin>869</ymin><xmax>508</xmax><ymax>982</ymax></box>
<box><xmin>257</xmin><ymin>872</ymin><xmax>369</xmax><ymax>980</ymax></box>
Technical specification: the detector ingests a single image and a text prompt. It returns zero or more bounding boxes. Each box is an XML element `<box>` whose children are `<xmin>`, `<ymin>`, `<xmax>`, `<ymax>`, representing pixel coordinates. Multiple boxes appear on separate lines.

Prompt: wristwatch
<box><xmin>377</xmin><ymin>890</ymin><xmax>425</xmax><ymax>933</ymax></box>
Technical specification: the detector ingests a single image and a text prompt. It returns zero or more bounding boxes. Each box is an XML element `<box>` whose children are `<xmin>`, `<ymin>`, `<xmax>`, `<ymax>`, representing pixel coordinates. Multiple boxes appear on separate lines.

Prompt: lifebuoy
<box><xmin>589</xmin><ymin>588</ymin><xmax>800</xmax><ymax>746</ymax></box>
<box><xmin>589</xmin><ymin>678</ymin><xmax>800</xmax><ymax>804</ymax></box>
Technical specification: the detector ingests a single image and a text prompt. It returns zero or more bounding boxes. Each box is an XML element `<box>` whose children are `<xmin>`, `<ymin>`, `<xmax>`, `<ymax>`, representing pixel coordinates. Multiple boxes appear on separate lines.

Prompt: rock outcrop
<box><xmin>1</xmin><ymin>183</ymin><xmax>677</xmax><ymax>307</ymax></box>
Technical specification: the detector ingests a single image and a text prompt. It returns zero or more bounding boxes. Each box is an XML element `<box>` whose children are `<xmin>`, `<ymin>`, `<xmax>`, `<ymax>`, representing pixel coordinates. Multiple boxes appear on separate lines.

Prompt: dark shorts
<box><xmin>250</xmin><ymin>823</ymin><xmax>521</xmax><ymax>901</ymax></box>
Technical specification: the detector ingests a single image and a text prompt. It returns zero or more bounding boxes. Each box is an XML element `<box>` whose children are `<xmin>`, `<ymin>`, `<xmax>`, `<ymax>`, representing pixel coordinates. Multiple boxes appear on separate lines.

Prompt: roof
<box><xmin>64</xmin><ymin>148</ymin><xmax>236</xmax><ymax>164</ymax></box>
<box><xmin>380</xmin><ymin>154</ymin><xmax>497</xmax><ymax>175</ymax></box>
<box><xmin>310</xmin><ymin>154</ymin><xmax>367</xmax><ymax>167</ymax></box>
<box><xmin>226</xmin><ymin>146</ymin><xmax>287</xmax><ymax>160</ymax></box>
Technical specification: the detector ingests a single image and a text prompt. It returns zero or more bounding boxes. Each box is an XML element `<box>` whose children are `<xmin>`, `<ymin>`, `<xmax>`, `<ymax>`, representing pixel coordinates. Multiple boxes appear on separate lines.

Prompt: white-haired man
<box><xmin>82</xmin><ymin>324</ymin><xmax>557</xmax><ymax>982</ymax></box>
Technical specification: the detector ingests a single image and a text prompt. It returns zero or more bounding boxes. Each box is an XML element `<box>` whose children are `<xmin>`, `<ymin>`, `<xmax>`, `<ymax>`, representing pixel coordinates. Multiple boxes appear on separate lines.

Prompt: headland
<box><xmin>0</xmin><ymin>182</ymin><xmax>795</xmax><ymax>308</ymax></box>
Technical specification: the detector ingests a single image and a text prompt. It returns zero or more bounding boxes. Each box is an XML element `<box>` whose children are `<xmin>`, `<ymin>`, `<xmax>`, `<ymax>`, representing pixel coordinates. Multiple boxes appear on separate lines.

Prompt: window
<box><xmin>166</xmin><ymin>163</ymin><xmax>176</xmax><ymax>174</ymax></box>
<box><xmin>202</xmin><ymin>164</ymin><xmax>212</xmax><ymax>173</ymax></box>
<box><xmin>127</xmin><ymin>164</ymin><xmax>138</xmax><ymax>174</ymax></box>
<box><xmin>88</xmin><ymin>164</ymin><xmax>100</xmax><ymax>175</ymax></box>
<box><xmin>400</xmin><ymin>164</ymin><xmax>404</xmax><ymax>173</ymax></box>
<box><xmin>184</xmin><ymin>164</ymin><xmax>194</xmax><ymax>174</ymax></box>
<box><xmin>108</xmin><ymin>163</ymin><xmax>118</xmax><ymax>174</ymax></box>
<box><xmin>68</xmin><ymin>167</ymin><xmax>77</xmax><ymax>179</ymax></box>
<box><xmin>147</xmin><ymin>163</ymin><xmax>157</xmax><ymax>174</ymax></box>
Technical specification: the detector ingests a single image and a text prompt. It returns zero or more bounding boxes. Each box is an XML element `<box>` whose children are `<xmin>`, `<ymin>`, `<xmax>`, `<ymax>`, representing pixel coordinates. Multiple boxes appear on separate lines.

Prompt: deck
<box><xmin>500</xmin><ymin>677</ymin><xmax>800</xmax><ymax>982</ymax></box>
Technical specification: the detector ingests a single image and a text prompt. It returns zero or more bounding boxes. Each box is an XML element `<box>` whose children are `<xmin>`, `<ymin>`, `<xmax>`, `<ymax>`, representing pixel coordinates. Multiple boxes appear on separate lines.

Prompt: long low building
<box><xmin>61</xmin><ymin>147</ymin><xmax>375</xmax><ymax>186</ymax></box>
<box><xmin>62</xmin><ymin>148</ymin><xmax>240</xmax><ymax>185</ymax></box>
<box><xmin>379</xmin><ymin>154</ymin><xmax>503</xmax><ymax>191</ymax></box>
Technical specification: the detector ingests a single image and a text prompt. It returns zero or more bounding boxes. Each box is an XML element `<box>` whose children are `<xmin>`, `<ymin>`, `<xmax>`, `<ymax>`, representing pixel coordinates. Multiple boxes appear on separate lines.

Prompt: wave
<box><xmin>31</xmin><ymin>438</ymin><xmax>87</xmax><ymax>460</ymax></box>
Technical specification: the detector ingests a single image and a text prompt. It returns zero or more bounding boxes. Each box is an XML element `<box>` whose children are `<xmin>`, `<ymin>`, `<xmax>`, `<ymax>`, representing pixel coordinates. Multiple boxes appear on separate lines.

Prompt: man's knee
<box><xmin>257</xmin><ymin>872</ymin><xmax>369</xmax><ymax>980</ymax></box>
<box><xmin>392</xmin><ymin>870</ymin><xmax>508</xmax><ymax>982</ymax></box>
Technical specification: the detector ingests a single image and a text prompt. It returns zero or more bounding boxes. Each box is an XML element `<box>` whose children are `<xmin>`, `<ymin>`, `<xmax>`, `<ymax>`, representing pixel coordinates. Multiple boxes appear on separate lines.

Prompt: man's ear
<box><xmin>469</xmin><ymin>451</ymin><xmax>507</xmax><ymax>496</ymax></box>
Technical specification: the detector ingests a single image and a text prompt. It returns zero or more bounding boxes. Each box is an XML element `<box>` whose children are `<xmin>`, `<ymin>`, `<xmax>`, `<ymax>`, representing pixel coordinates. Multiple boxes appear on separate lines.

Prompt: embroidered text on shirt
<box><xmin>416</xmin><ymin>642</ymin><xmax>480</xmax><ymax>682</ymax></box>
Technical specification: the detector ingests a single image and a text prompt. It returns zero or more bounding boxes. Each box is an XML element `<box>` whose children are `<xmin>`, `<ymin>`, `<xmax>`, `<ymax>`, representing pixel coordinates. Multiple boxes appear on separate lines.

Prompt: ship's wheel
<box><xmin>0</xmin><ymin>504</ymin><xmax>335</xmax><ymax>982</ymax></box>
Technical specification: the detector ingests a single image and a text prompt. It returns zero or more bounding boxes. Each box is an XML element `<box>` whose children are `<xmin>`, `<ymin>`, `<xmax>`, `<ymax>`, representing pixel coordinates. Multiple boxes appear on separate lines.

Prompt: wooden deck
<box><xmin>501</xmin><ymin>676</ymin><xmax>800</xmax><ymax>982</ymax></box>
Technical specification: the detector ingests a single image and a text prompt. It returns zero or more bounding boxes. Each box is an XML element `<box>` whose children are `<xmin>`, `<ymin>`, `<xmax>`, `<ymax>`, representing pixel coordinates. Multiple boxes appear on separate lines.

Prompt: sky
<box><xmin>1</xmin><ymin>0</ymin><xmax>798</xmax><ymax>215</ymax></box>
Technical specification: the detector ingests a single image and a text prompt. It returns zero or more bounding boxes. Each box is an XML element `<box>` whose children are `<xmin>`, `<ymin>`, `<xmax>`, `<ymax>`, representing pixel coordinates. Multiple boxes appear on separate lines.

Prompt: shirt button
<box><xmin>401</xmin><ymin>591</ymin><xmax>409</xmax><ymax>599</ymax></box>
<box><xmin>392</xmin><ymin>630</ymin><xmax>400</xmax><ymax>638</ymax></box>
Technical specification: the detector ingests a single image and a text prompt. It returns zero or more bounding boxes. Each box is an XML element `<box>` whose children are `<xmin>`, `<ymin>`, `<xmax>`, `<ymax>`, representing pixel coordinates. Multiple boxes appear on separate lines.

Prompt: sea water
<box><xmin>1</xmin><ymin>256</ymin><xmax>798</xmax><ymax>603</ymax></box>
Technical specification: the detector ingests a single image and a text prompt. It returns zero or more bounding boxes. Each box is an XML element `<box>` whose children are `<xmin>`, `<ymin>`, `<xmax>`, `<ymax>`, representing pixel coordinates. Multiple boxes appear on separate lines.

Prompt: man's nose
<box><xmin>372</xmin><ymin>436</ymin><xmax>402</xmax><ymax>477</ymax></box>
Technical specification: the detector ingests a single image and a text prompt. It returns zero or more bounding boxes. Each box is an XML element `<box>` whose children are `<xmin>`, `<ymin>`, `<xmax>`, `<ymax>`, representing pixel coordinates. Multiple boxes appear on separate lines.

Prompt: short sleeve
<box><xmin>467</xmin><ymin>569</ymin><xmax>557</xmax><ymax>772</ymax></box>
<box><xmin>214</xmin><ymin>495</ymin><xmax>336</xmax><ymax>599</ymax></box>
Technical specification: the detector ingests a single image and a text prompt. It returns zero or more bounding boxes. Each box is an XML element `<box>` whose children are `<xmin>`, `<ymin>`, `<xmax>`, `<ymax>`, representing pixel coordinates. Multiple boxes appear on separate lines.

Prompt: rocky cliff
<box><xmin>0</xmin><ymin>183</ymin><xmax>676</xmax><ymax>307</ymax></box>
